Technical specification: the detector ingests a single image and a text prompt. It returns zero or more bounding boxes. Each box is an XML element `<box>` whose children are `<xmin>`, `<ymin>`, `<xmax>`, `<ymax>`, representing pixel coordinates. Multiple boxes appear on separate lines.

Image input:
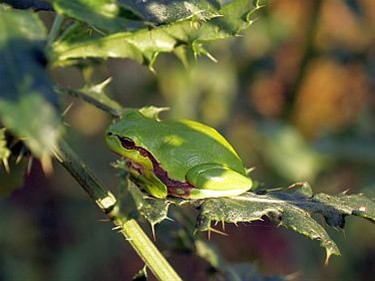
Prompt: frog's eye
<box><xmin>119</xmin><ymin>136</ymin><xmax>136</xmax><ymax>149</ymax></box>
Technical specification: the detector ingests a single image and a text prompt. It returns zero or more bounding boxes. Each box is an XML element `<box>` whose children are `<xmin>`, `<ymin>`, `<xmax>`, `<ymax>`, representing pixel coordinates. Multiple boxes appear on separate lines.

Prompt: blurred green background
<box><xmin>1</xmin><ymin>0</ymin><xmax>374</xmax><ymax>280</ymax></box>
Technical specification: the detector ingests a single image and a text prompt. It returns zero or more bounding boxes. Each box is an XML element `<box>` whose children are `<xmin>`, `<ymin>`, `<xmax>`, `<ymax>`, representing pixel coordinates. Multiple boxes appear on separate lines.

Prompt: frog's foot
<box><xmin>131</xmin><ymin>171</ymin><xmax>168</xmax><ymax>199</ymax></box>
<box><xmin>185</xmin><ymin>163</ymin><xmax>252</xmax><ymax>199</ymax></box>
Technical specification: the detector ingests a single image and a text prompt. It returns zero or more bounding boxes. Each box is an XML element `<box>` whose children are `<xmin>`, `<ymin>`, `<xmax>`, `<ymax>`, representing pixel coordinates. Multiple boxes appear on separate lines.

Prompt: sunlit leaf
<box><xmin>53</xmin><ymin>0</ymin><xmax>223</xmax><ymax>31</ymax></box>
<box><xmin>197</xmin><ymin>187</ymin><xmax>375</xmax><ymax>262</ymax></box>
<box><xmin>51</xmin><ymin>0</ymin><xmax>261</xmax><ymax>68</ymax></box>
<box><xmin>53</xmin><ymin>0</ymin><xmax>145</xmax><ymax>32</ymax></box>
<box><xmin>120</xmin><ymin>0</ymin><xmax>222</xmax><ymax>24</ymax></box>
<box><xmin>0</xmin><ymin>8</ymin><xmax>64</xmax><ymax>159</ymax></box>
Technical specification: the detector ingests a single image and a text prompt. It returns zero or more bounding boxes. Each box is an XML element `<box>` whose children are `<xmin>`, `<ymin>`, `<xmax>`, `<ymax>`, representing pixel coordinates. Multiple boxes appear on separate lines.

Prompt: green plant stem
<box><xmin>53</xmin><ymin>139</ymin><xmax>182</xmax><ymax>281</ymax></box>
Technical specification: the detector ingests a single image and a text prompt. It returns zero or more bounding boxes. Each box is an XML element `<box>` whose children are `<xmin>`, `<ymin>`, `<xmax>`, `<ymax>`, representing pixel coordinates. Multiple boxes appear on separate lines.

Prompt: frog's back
<box><xmin>123</xmin><ymin>111</ymin><xmax>246</xmax><ymax>181</ymax></box>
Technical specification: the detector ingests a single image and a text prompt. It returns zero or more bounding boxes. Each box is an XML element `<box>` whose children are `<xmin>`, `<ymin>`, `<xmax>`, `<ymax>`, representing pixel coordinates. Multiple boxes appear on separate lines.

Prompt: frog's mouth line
<box><xmin>117</xmin><ymin>135</ymin><xmax>193</xmax><ymax>197</ymax></box>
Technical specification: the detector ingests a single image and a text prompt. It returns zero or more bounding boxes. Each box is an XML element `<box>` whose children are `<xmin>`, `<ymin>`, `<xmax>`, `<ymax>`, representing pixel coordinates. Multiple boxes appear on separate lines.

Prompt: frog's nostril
<box><xmin>107</xmin><ymin>132</ymin><xmax>113</xmax><ymax>136</ymax></box>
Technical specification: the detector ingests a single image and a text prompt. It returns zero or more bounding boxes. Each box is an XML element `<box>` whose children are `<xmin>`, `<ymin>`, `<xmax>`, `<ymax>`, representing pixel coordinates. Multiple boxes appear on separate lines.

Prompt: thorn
<box><xmin>324</xmin><ymin>251</ymin><xmax>331</xmax><ymax>266</ymax></box>
<box><xmin>98</xmin><ymin>219</ymin><xmax>110</xmax><ymax>222</ymax></box>
<box><xmin>15</xmin><ymin>154</ymin><xmax>23</xmax><ymax>165</ymax></box>
<box><xmin>245</xmin><ymin>167</ymin><xmax>256</xmax><ymax>175</ymax></box>
<box><xmin>94</xmin><ymin>77</ymin><xmax>112</xmax><ymax>93</ymax></box>
<box><xmin>342</xmin><ymin>188</ymin><xmax>351</xmax><ymax>195</ymax></box>
<box><xmin>63</xmin><ymin>122</ymin><xmax>71</xmax><ymax>127</ymax></box>
<box><xmin>61</xmin><ymin>102</ymin><xmax>74</xmax><ymax>117</ymax></box>
<box><xmin>207</xmin><ymin>227</ymin><xmax>228</xmax><ymax>237</ymax></box>
<box><xmin>16</xmin><ymin>146</ymin><xmax>26</xmax><ymax>164</ymax></box>
<box><xmin>287</xmin><ymin>182</ymin><xmax>306</xmax><ymax>189</ymax></box>
<box><xmin>27</xmin><ymin>157</ymin><xmax>33</xmax><ymax>175</ymax></box>
<box><xmin>41</xmin><ymin>155</ymin><xmax>53</xmax><ymax>176</ymax></box>
<box><xmin>92</xmin><ymin>26</ymin><xmax>106</xmax><ymax>36</ymax></box>
<box><xmin>151</xmin><ymin>223</ymin><xmax>156</xmax><ymax>241</ymax></box>
<box><xmin>341</xmin><ymin>228</ymin><xmax>346</xmax><ymax>240</ymax></box>
<box><xmin>205</xmin><ymin>51</ymin><xmax>218</xmax><ymax>63</ymax></box>
<box><xmin>148</xmin><ymin>64</ymin><xmax>157</xmax><ymax>75</ymax></box>
<box><xmin>221</xmin><ymin>219</ymin><xmax>225</xmax><ymax>231</ymax></box>
<box><xmin>165</xmin><ymin>216</ymin><xmax>174</xmax><ymax>222</ymax></box>
<box><xmin>2</xmin><ymin>158</ymin><xmax>10</xmax><ymax>174</ymax></box>
<box><xmin>257</xmin><ymin>3</ymin><xmax>267</xmax><ymax>10</ymax></box>
<box><xmin>112</xmin><ymin>225</ymin><xmax>122</xmax><ymax>231</ymax></box>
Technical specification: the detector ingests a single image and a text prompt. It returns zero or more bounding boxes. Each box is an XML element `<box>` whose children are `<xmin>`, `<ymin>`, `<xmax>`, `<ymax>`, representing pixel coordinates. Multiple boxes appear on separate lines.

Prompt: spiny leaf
<box><xmin>53</xmin><ymin>0</ymin><xmax>223</xmax><ymax>32</ymax></box>
<box><xmin>127</xmin><ymin>181</ymin><xmax>171</xmax><ymax>227</ymax></box>
<box><xmin>114</xmin><ymin>160</ymin><xmax>180</xmax><ymax>227</ymax></box>
<box><xmin>53</xmin><ymin>0</ymin><xmax>145</xmax><ymax>32</ymax></box>
<box><xmin>0</xmin><ymin>129</ymin><xmax>10</xmax><ymax>166</ymax></box>
<box><xmin>51</xmin><ymin>0</ymin><xmax>262</xmax><ymax>68</ymax></box>
<box><xmin>122</xmin><ymin>0</ymin><xmax>222</xmax><ymax>24</ymax></box>
<box><xmin>197</xmin><ymin>187</ymin><xmax>375</xmax><ymax>262</ymax></box>
<box><xmin>0</xmin><ymin>8</ymin><xmax>64</xmax><ymax>159</ymax></box>
<box><xmin>56</xmin><ymin>78</ymin><xmax>124</xmax><ymax>117</ymax></box>
<box><xmin>310</xmin><ymin>193</ymin><xmax>375</xmax><ymax>226</ymax></box>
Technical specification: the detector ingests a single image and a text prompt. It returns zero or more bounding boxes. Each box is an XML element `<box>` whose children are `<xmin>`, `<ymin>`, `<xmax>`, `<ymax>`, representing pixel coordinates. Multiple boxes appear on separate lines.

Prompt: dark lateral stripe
<box><xmin>117</xmin><ymin>135</ymin><xmax>193</xmax><ymax>196</ymax></box>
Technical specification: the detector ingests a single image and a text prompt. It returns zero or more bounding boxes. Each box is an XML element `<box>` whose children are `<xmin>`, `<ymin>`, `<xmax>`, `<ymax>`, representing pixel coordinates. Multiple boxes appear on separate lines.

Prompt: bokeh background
<box><xmin>1</xmin><ymin>0</ymin><xmax>374</xmax><ymax>280</ymax></box>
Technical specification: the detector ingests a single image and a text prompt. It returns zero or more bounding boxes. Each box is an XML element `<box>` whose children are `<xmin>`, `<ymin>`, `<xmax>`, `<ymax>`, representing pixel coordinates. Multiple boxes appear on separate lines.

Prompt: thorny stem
<box><xmin>53</xmin><ymin>139</ymin><xmax>182</xmax><ymax>281</ymax></box>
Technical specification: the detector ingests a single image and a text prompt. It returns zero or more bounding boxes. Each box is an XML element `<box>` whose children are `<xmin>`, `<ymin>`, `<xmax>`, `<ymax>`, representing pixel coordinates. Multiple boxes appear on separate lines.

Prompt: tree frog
<box><xmin>106</xmin><ymin>107</ymin><xmax>252</xmax><ymax>199</ymax></box>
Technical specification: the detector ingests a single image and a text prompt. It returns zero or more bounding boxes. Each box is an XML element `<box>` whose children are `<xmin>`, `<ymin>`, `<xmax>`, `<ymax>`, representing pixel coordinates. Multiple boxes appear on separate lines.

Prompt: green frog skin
<box><xmin>106</xmin><ymin>108</ymin><xmax>252</xmax><ymax>199</ymax></box>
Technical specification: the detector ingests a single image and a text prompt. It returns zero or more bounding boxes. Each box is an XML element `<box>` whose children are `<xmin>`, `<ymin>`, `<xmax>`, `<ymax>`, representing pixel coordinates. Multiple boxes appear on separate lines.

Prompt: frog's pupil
<box><xmin>118</xmin><ymin>136</ymin><xmax>136</xmax><ymax>149</ymax></box>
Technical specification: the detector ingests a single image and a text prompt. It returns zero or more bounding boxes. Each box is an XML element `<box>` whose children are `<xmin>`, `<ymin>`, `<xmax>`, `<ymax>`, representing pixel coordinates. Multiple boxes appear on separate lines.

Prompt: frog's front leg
<box><xmin>185</xmin><ymin>163</ymin><xmax>252</xmax><ymax>199</ymax></box>
<box><xmin>129</xmin><ymin>165</ymin><xmax>168</xmax><ymax>199</ymax></box>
